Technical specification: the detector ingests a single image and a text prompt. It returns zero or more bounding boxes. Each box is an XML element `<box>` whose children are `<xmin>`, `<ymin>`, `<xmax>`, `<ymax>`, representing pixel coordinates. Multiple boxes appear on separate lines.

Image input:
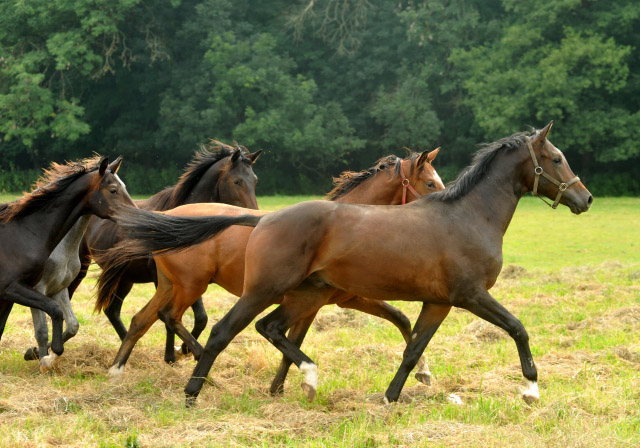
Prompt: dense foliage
<box><xmin>1</xmin><ymin>0</ymin><xmax>639</xmax><ymax>195</ymax></box>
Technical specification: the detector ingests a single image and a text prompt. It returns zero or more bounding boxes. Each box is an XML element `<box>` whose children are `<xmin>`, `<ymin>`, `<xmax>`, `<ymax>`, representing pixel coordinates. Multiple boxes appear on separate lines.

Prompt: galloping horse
<box><xmin>0</xmin><ymin>156</ymin><xmax>135</xmax><ymax>363</ymax></box>
<box><xmin>108</xmin><ymin>123</ymin><xmax>593</xmax><ymax>406</ymax></box>
<box><xmin>97</xmin><ymin>149</ymin><xmax>444</xmax><ymax>390</ymax></box>
<box><xmin>59</xmin><ymin>141</ymin><xmax>261</xmax><ymax>364</ymax></box>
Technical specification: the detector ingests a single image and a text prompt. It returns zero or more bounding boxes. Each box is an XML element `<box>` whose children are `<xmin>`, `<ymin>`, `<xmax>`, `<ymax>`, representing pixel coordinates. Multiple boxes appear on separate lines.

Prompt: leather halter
<box><xmin>399</xmin><ymin>162</ymin><xmax>422</xmax><ymax>205</ymax></box>
<box><xmin>526</xmin><ymin>137</ymin><xmax>580</xmax><ymax>209</ymax></box>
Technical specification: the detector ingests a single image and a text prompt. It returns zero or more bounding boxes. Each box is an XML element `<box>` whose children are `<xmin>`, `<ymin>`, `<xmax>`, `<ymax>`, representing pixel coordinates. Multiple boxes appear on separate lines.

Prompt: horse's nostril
<box><xmin>587</xmin><ymin>195</ymin><xmax>593</xmax><ymax>206</ymax></box>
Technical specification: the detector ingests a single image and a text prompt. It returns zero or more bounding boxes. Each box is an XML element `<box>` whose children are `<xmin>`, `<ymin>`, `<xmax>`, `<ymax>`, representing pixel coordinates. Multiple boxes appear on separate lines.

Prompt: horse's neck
<box><xmin>454</xmin><ymin>153</ymin><xmax>524</xmax><ymax>237</ymax></box>
<box><xmin>335</xmin><ymin>172</ymin><xmax>401</xmax><ymax>205</ymax></box>
<box><xmin>19</xmin><ymin>179</ymin><xmax>91</xmax><ymax>253</ymax></box>
<box><xmin>186</xmin><ymin>169</ymin><xmax>221</xmax><ymax>204</ymax></box>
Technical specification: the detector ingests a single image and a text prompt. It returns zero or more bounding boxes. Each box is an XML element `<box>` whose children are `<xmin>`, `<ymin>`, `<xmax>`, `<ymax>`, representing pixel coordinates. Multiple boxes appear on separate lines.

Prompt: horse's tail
<box><xmin>113</xmin><ymin>206</ymin><xmax>263</xmax><ymax>255</ymax></box>
<box><xmin>95</xmin><ymin>247</ymin><xmax>133</xmax><ymax>313</ymax></box>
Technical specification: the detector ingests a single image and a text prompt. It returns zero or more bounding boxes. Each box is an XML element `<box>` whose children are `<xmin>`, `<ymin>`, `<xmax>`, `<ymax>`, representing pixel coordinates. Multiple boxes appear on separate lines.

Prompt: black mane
<box><xmin>146</xmin><ymin>141</ymin><xmax>251</xmax><ymax>210</ymax></box>
<box><xmin>327</xmin><ymin>152</ymin><xmax>422</xmax><ymax>201</ymax></box>
<box><xmin>424</xmin><ymin>130</ymin><xmax>533</xmax><ymax>203</ymax></box>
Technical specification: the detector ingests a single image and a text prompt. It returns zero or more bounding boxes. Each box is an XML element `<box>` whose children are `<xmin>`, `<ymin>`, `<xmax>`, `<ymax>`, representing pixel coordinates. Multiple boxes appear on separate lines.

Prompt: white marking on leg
<box><xmin>383</xmin><ymin>396</ymin><xmax>390</xmax><ymax>405</ymax></box>
<box><xmin>108</xmin><ymin>364</ymin><xmax>124</xmax><ymax>378</ymax></box>
<box><xmin>522</xmin><ymin>380</ymin><xmax>539</xmax><ymax>402</ymax></box>
<box><xmin>39</xmin><ymin>353</ymin><xmax>58</xmax><ymax>374</ymax></box>
<box><xmin>299</xmin><ymin>361</ymin><xmax>318</xmax><ymax>391</ymax></box>
<box><xmin>447</xmin><ymin>393</ymin><xmax>462</xmax><ymax>405</ymax></box>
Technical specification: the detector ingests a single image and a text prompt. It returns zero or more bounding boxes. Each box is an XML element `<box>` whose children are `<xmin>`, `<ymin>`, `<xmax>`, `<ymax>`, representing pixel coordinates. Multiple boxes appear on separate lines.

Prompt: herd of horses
<box><xmin>0</xmin><ymin>124</ymin><xmax>592</xmax><ymax>408</ymax></box>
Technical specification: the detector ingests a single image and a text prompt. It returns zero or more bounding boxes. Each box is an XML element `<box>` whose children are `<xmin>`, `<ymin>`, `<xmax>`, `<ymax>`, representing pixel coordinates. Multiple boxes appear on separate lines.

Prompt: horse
<box><xmin>96</xmin><ymin>148</ymin><xmax>444</xmax><ymax>390</ymax></box>
<box><xmin>107</xmin><ymin>123</ymin><xmax>593</xmax><ymax>406</ymax></box>
<box><xmin>0</xmin><ymin>156</ymin><xmax>135</xmax><ymax>364</ymax></box>
<box><xmin>56</xmin><ymin>141</ymin><xmax>262</xmax><ymax>365</ymax></box>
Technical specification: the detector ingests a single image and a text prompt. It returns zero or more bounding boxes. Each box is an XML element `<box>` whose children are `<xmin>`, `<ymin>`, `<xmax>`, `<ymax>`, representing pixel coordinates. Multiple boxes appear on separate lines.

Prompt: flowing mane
<box><xmin>147</xmin><ymin>140</ymin><xmax>253</xmax><ymax>210</ymax></box>
<box><xmin>424</xmin><ymin>130</ymin><xmax>533</xmax><ymax>203</ymax></box>
<box><xmin>0</xmin><ymin>156</ymin><xmax>104</xmax><ymax>224</ymax></box>
<box><xmin>327</xmin><ymin>151</ymin><xmax>424</xmax><ymax>201</ymax></box>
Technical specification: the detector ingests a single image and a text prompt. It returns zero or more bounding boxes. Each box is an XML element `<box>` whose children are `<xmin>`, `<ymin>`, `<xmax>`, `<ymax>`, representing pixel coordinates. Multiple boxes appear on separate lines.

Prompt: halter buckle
<box><xmin>534</xmin><ymin>166</ymin><xmax>544</xmax><ymax>175</ymax></box>
<box><xmin>401</xmin><ymin>179</ymin><xmax>410</xmax><ymax>186</ymax></box>
<box><xmin>558</xmin><ymin>183</ymin><xmax>568</xmax><ymax>192</ymax></box>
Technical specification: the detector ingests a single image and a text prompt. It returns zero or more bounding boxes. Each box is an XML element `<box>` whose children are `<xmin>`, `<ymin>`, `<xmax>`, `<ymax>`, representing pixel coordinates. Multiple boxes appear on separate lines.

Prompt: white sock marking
<box><xmin>108</xmin><ymin>365</ymin><xmax>124</xmax><ymax>378</ymax></box>
<box><xmin>299</xmin><ymin>361</ymin><xmax>318</xmax><ymax>390</ymax></box>
<box><xmin>522</xmin><ymin>380</ymin><xmax>539</xmax><ymax>400</ymax></box>
<box><xmin>447</xmin><ymin>393</ymin><xmax>462</xmax><ymax>405</ymax></box>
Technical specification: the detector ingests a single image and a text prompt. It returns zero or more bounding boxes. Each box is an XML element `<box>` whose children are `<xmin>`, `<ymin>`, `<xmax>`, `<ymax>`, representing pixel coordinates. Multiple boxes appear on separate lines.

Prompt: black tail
<box><xmin>113</xmin><ymin>205</ymin><xmax>263</xmax><ymax>255</ymax></box>
<box><xmin>95</xmin><ymin>248</ymin><xmax>132</xmax><ymax>313</ymax></box>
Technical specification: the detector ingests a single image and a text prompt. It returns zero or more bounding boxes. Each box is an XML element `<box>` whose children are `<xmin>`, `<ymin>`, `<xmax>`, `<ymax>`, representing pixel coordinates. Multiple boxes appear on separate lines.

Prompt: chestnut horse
<box><xmin>61</xmin><ymin>141</ymin><xmax>261</xmax><ymax>364</ymax></box>
<box><xmin>98</xmin><ymin>149</ymin><xmax>444</xmax><ymax>388</ymax></box>
<box><xmin>108</xmin><ymin>123</ymin><xmax>593</xmax><ymax>406</ymax></box>
<box><xmin>0</xmin><ymin>156</ymin><xmax>135</xmax><ymax>361</ymax></box>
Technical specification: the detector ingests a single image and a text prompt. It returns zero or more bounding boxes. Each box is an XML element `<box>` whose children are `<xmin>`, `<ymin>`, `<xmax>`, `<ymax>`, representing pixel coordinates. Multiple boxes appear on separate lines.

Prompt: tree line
<box><xmin>1</xmin><ymin>0</ymin><xmax>639</xmax><ymax>195</ymax></box>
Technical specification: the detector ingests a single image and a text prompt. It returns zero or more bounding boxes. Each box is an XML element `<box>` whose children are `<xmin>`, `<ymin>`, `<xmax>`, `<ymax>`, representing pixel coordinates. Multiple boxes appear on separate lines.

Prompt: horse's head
<box><xmin>86</xmin><ymin>157</ymin><xmax>136</xmax><ymax>219</ymax></box>
<box><xmin>525</xmin><ymin>122</ymin><xmax>593</xmax><ymax>214</ymax></box>
<box><xmin>217</xmin><ymin>147</ymin><xmax>262</xmax><ymax>210</ymax></box>
<box><xmin>401</xmin><ymin>148</ymin><xmax>445</xmax><ymax>201</ymax></box>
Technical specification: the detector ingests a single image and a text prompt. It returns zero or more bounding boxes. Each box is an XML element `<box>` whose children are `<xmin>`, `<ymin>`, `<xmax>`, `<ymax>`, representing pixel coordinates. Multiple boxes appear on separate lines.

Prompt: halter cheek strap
<box><xmin>526</xmin><ymin>137</ymin><xmax>580</xmax><ymax>209</ymax></box>
<box><xmin>399</xmin><ymin>163</ymin><xmax>422</xmax><ymax>205</ymax></box>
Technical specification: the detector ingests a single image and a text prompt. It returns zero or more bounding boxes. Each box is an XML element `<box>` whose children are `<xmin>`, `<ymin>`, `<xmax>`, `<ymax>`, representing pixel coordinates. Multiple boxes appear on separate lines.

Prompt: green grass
<box><xmin>0</xmin><ymin>195</ymin><xmax>639</xmax><ymax>447</ymax></box>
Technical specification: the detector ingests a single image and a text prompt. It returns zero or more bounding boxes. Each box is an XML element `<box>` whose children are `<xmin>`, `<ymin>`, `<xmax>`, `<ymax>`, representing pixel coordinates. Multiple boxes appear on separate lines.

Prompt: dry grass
<box><xmin>1</xmin><ymin>197</ymin><xmax>639</xmax><ymax>447</ymax></box>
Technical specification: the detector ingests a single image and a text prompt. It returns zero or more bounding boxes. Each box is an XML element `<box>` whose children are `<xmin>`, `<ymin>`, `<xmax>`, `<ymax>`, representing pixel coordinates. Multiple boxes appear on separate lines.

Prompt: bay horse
<box><xmin>0</xmin><ymin>156</ymin><xmax>135</xmax><ymax>363</ymax></box>
<box><xmin>59</xmin><ymin>141</ymin><xmax>262</xmax><ymax>364</ymax></box>
<box><xmin>108</xmin><ymin>123</ymin><xmax>593</xmax><ymax>406</ymax></box>
<box><xmin>97</xmin><ymin>149</ymin><xmax>444</xmax><ymax>390</ymax></box>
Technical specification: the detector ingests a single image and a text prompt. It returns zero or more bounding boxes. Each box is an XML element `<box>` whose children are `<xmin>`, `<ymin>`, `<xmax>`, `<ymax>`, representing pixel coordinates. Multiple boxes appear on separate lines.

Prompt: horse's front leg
<box><xmin>453</xmin><ymin>288</ymin><xmax>539</xmax><ymax>402</ymax></box>
<box><xmin>25</xmin><ymin>308</ymin><xmax>49</xmax><ymax>361</ymax></box>
<box><xmin>0</xmin><ymin>300</ymin><xmax>15</xmax><ymax>342</ymax></box>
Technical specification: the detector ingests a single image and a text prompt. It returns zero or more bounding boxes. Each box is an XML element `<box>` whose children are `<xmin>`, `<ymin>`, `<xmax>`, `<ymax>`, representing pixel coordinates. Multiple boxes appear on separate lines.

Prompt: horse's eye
<box><xmin>553</xmin><ymin>158</ymin><xmax>562</xmax><ymax>164</ymax></box>
<box><xmin>427</xmin><ymin>182</ymin><xmax>435</xmax><ymax>189</ymax></box>
<box><xmin>110</xmin><ymin>189</ymin><xmax>118</xmax><ymax>195</ymax></box>
<box><xmin>233</xmin><ymin>179</ymin><xmax>241</xmax><ymax>185</ymax></box>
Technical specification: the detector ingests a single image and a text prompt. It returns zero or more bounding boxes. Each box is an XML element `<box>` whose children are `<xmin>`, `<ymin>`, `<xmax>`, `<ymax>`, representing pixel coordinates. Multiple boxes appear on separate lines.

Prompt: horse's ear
<box><xmin>249</xmin><ymin>149</ymin><xmax>263</xmax><ymax>164</ymax></box>
<box><xmin>108</xmin><ymin>156</ymin><xmax>123</xmax><ymax>174</ymax></box>
<box><xmin>416</xmin><ymin>147</ymin><xmax>437</xmax><ymax>167</ymax></box>
<box><xmin>98</xmin><ymin>157</ymin><xmax>109</xmax><ymax>176</ymax></box>
<box><xmin>426</xmin><ymin>147</ymin><xmax>440</xmax><ymax>163</ymax></box>
<box><xmin>537</xmin><ymin>121</ymin><xmax>554</xmax><ymax>143</ymax></box>
<box><xmin>230</xmin><ymin>150</ymin><xmax>242</xmax><ymax>164</ymax></box>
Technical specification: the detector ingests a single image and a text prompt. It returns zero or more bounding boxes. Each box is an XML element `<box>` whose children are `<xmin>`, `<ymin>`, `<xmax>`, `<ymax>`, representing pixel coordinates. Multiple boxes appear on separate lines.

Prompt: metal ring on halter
<box><xmin>559</xmin><ymin>183</ymin><xmax>568</xmax><ymax>192</ymax></box>
<box><xmin>401</xmin><ymin>179</ymin><xmax>410</xmax><ymax>186</ymax></box>
<box><xmin>534</xmin><ymin>166</ymin><xmax>544</xmax><ymax>175</ymax></box>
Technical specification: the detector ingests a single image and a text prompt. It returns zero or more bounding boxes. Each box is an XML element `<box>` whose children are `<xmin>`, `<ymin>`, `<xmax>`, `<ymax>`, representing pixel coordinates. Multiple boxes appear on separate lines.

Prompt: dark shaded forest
<box><xmin>1</xmin><ymin>0</ymin><xmax>639</xmax><ymax>195</ymax></box>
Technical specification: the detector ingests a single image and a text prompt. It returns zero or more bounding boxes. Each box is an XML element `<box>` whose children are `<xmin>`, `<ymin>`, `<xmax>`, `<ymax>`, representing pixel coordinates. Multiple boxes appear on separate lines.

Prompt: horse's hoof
<box><xmin>383</xmin><ymin>396</ymin><xmax>391</xmax><ymax>405</ymax></box>
<box><xmin>415</xmin><ymin>371</ymin><xmax>431</xmax><ymax>386</ymax></box>
<box><xmin>24</xmin><ymin>347</ymin><xmax>39</xmax><ymax>361</ymax></box>
<box><xmin>301</xmin><ymin>382</ymin><xmax>316</xmax><ymax>402</ymax></box>
<box><xmin>522</xmin><ymin>380</ymin><xmax>540</xmax><ymax>404</ymax></box>
<box><xmin>185</xmin><ymin>396</ymin><xmax>197</xmax><ymax>408</ymax></box>
<box><xmin>39</xmin><ymin>353</ymin><xmax>57</xmax><ymax>374</ymax></box>
<box><xmin>269</xmin><ymin>383</ymin><xmax>285</xmax><ymax>396</ymax></box>
<box><xmin>108</xmin><ymin>364</ymin><xmax>124</xmax><ymax>378</ymax></box>
<box><xmin>181</xmin><ymin>343</ymin><xmax>191</xmax><ymax>355</ymax></box>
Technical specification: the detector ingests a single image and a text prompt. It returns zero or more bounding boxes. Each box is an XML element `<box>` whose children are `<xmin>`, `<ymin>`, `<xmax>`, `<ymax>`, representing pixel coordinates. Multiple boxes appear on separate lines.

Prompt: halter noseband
<box><xmin>399</xmin><ymin>162</ymin><xmax>422</xmax><ymax>205</ymax></box>
<box><xmin>526</xmin><ymin>137</ymin><xmax>580</xmax><ymax>209</ymax></box>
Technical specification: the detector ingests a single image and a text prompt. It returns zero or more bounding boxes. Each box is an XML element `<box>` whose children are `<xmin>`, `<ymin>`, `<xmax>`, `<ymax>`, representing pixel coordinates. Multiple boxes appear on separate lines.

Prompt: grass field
<box><xmin>0</xmin><ymin>195</ymin><xmax>638</xmax><ymax>447</ymax></box>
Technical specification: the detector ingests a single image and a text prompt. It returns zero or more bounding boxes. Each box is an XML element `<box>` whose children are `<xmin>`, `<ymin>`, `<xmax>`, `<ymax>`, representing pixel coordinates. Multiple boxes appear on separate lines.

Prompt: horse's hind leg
<box><xmin>186</xmin><ymin>297</ymin><xmax>208</xmax><ymax>353</ymax></box>
<box><xmin>25</xmin><ymin>309</ymin><xmax>49</xmax><ymax>361</ymax></box>
<box><xmin>67</xmin><ymin>237</ymin><xmax>90</xmax><ymax>299</ymax></box>
<box><xmin>159</xmin><ymin>284</ymin><xmax>208</xmax><ymax>363</ymax></box>
<box><xmin>184</xmin><ymin>292</ymin><xmax>276</xmax><ymax>406</ymax></box>
<box><xmin>256</xmin><ymin>292</ymin><xmax>332</xmax><ymax>401</ymax></box>
<box><xmin>384</xmin><ymin>302</ymin><xmax>451</xmax><ymax>403</ymax></box>
<box><xmin>104</xmin><ymin>281</ymin><xmax>133</xmax><ymax>341</ymax></box>
<box><xmin>454</xmin><ymin>289</ymin><xmax>539</xmax><ymax>402</ymax></box>
<box><xmin>108</xmin><ymin>278</ymin><xmax>173</xmax><ymax>377</ymax></box>
<box><xmin>338</xmin><ymin>296</ymin><xmax>431</xmax><ymax>385</ymax></box>
<box><xmin>269</xmin><ymin>311</ymin><xmax>317</xmax><ymax>396</ymax></box>
<box><xmin>164</xmin><ymin>296</ymin><xmax>208</xmax><ymax>364</ymax></box>
<box><xmin>39</xmin><ymin>289</ymin><xmax>79</xmax><ymax>373</ymax></box>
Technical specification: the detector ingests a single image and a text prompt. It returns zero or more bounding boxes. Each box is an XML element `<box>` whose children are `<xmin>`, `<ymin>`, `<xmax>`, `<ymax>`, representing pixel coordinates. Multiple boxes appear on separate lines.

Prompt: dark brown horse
<box><xmin>62</xmin><ymin>141</ymin><xmax>261</xmax><ymax>364</ymax></box>
<box><xmin>109</xmin><ymin>123</ymin><xmax>593</xmax><ymax>406</ymax></box>
<box><xmin>0</xmin><ymin>156</ymin><xmax>134</xmax><ymax>360</ymax></box>
<box><xmin>97</xmin><ymin>149</ymin><xmax>444</xmax><ymax>388</ymax></box>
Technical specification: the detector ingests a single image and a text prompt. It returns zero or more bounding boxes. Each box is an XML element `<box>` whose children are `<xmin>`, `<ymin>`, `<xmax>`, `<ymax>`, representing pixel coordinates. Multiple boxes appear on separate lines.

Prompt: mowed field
<box><xmin>0</xmin><ymin>195</ymin><xmax>638</xmax><ymax>447</ymax></box>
